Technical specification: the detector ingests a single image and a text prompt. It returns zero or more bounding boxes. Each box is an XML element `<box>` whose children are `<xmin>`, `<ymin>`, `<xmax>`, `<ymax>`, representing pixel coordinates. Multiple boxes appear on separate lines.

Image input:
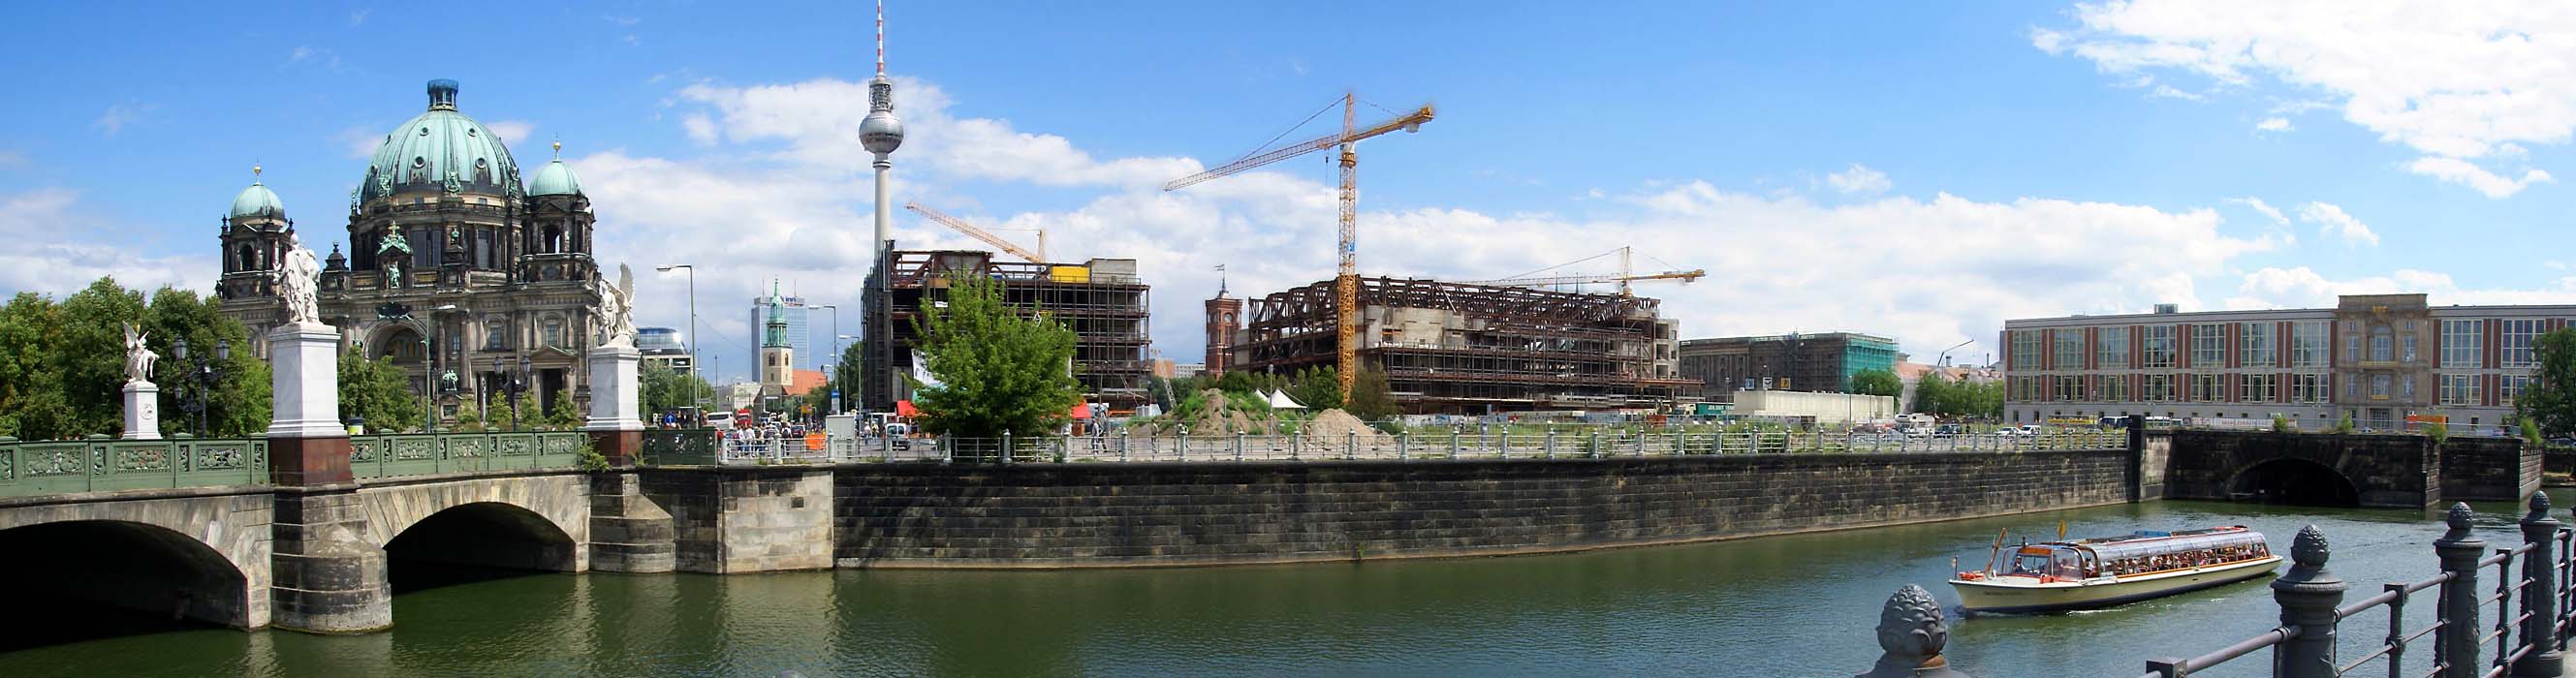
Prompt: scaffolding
<box><xmin>862</xmin><ymin>249</ymin><xmax>1152</xmax><ymax>413</ymax></box>
<box><xmin>1229</xmin><ymin>277</ymin><xmax>1691</xmax><ymax>414</ymax></box>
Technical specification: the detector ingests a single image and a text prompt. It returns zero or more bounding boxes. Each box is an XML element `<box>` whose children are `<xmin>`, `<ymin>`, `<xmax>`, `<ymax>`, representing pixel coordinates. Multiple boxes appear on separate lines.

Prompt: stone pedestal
<box><xmin>267</xmin><ymin>323</ymin><xmax>352</xmax><ymax>485</ymax></box>
<box><xmin>584</xmin><ymin>345</ymin><xmax>644</xmax><ymax>465</ymax></box>
<box><xmin>122</xmin><ymin>381</ymin><xmax>161</xmax><ymax>440</ymax></box>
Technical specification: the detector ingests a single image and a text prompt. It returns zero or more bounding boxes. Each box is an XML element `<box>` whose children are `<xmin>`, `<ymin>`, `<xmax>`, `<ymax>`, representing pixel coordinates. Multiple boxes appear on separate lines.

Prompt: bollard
<box><xmin>2513</xmin><ymin>493</ymin><xmax>2562</xmax><ymax>677</ymax></box>
<box><xmin>2437</xmin><ymin>503</ymin><xmax>2487</xmax><ymax>678</ymax></box>
<box><xmin>1858</xmin><ymin>584</ymin><xmax>1970</xmax><ymax>678</ymax></box>
<box><xmin>2272</xmin><ymin>525</ymin><xmax>2345</xmax><ymax>678</ymax></box>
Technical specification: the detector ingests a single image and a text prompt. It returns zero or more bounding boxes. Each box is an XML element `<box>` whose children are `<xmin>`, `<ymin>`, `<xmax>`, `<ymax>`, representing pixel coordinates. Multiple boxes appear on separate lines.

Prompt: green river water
<box><xmin>0</xmin><ymin>494</ymin><xmax>2558</xmax><ymax>677</ymax></box>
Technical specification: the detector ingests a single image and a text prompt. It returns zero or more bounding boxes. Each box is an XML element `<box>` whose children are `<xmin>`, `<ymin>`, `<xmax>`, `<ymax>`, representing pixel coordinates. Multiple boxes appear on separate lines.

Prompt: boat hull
<box><xmin>1949</xmin><ymin>555</ymin><xmax>2282</xmax><ymax>614</ymax></box>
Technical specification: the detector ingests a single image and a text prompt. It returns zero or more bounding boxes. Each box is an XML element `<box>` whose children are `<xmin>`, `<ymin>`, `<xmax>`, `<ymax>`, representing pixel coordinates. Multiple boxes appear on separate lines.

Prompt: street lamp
<box><xmin>655</xmin><ymin>263</ymin><xmax>699</xmax><ymax>411</ymax></box>
<box><xmin>1937</xmin><ymin>339</ymin><xmax>1975</xmax><ymax>368</ymax></box>
<box><xmin>817</xmin><ymin>303</ymin><xmax>839</xmax><ymax>415</ymax></box>
<box><xmin>172</xmin><ymin>337</ymin><xmax>231</xmax><ymax>437</ymax></box>
<box><xmin>837</xmin><ymin>333</ymin><xmax>859</xmax><ymax>415</ymax></box>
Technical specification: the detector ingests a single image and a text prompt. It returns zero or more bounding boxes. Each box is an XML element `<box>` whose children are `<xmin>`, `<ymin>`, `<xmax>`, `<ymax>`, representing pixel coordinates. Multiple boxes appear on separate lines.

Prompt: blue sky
<box><xmin>6</xmin><ymin>1</ymin><xmax>2574</xmax><ymax>384</ymax></box>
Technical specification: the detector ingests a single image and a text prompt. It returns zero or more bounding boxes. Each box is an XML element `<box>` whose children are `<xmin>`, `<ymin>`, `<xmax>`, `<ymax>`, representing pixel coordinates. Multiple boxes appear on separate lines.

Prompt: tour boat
<box><xmin>1949</xmin><ymin>526</ymin><xmax>2280</xmax><ymax>614</ymax></box>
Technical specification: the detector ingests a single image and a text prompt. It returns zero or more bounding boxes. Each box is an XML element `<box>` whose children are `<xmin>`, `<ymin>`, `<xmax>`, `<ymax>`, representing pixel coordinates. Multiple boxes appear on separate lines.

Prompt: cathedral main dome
<box><xmin>359</xmin><ymin>79</ymin><xmax>522</xmax><ymax>203</ymax></box>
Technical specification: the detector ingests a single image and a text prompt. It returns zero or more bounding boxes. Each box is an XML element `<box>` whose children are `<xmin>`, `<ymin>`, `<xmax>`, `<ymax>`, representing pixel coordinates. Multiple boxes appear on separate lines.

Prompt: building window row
<box><xmin>2442</xmin><ymin>320</ymin><xmax>2483</xmax><ymax>369</ymax></box>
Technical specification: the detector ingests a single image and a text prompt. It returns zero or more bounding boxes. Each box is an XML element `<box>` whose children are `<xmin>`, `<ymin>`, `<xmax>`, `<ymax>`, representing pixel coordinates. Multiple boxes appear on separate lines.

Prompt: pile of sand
<box><xmin>1297</xmin><ymin>409</ymin><xmax>1392</xmax><ymax>452</ymax></box>
<box><xmin>1158</xmin><ymin>388</ymin><xmax>1275</xmax><ymax>435</ymax></box>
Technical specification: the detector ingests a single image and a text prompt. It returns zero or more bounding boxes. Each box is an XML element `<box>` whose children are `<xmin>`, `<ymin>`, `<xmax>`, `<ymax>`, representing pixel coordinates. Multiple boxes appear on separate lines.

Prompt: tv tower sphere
<box><xmin>861</xmin><ymin>77</ymin><xmax>903</xmax><ymax>155</ymax></box>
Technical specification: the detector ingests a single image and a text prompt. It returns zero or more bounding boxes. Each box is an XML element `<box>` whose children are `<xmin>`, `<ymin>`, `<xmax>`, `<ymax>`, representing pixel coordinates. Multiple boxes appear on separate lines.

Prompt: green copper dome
<box><xmin>527</xmin><ymin>142</ymin><xmax>583</xmax><ymax>197</ymax></box>
<box><xmin>360</xmin><ymin>79</ymin><xmax>523</xmax><ymax>203</ymax></box>
<box><xmin>230</xmin><ymin>180</ymin><xmax>285</xmax><ymax>220</ymax></box>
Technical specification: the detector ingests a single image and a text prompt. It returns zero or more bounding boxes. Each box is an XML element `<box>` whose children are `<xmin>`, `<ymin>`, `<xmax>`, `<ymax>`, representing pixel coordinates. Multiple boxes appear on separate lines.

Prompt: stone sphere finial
<box><xmin>2532</xmin><ymin>492</ymin><xmax>2553</xmax><ymax>513</ymax></box>
<box><xmin>2291</xmin><ymin>525</ymin><xmax>2331</xmax><ymax>567</ymax></box>
<box><xmin>2447</xmin><ymin>502</ymin><xmax>2475</xmax><ymax>530</ymax></box>
<box><xmin>1875</xmin><ymin>584</ymin><xmax>1949</xmax><ymax>659</ymax></box>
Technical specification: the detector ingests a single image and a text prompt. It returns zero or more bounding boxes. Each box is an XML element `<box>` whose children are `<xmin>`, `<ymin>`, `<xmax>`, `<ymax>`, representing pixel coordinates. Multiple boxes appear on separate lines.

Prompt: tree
<box><xmin>1909</xmin><ymin>374</ymin><xmax>2002</xmax><ymax>419</ymax></box>
<box><xmin>145</xmin><ymin>288</ymin><xmax>268</xmax><ymax>437</ymax></box>
<box><xmin>832</xmin><ymin>341</ymin><xmax>864</xmax><ymax>414</ymax></box>
<box><xmin>0</xmin><ymin>278</ymin><xmax>272</xmax><ymax>440</ymax></box>
<box><xmin>1287</xmin><ymin>366</ymin><xmax>1342</xmax><ymax>411</ymax></box>
<box><xmin>1848</xmin><ymin>368</ymin><xmax>1902</xmax><ymax>398</ymax></box>
<box><xmin>641</xmin><ymin>362</ymin><xmax>715</xmax><ymax>423</ymax></box>
<box><xmin>1344</xmin><ymin>367</ymin><xmax>1400</xmax><ymax>421</ymax></box>
<box><xmin>338</xmin><ymin>352</ymin><xmax>421</xmax><ymax>433</ymax></box>
<box><xmin>548</xmin><ymin>387</ymin><xmax>581</xmax><ymax>430</ymax></box>
<box><xmin>2519</xmin><ymin>328</ymin><xmax>2576</xmax><ymax>439</ymax></box>
<box><xmin>909</xmin><ymin>274</ymin><xmax>1082</xmax><ymax>437</ymax></box>
<box><xmin>509</xmin><ymin>391</ymin><xmax>541</xmax><ymax>431</ymax></box>
<box><xmin>0</xmin><ymin>293</ymin><xmax>75</xmax><ymax>439</ymax></box>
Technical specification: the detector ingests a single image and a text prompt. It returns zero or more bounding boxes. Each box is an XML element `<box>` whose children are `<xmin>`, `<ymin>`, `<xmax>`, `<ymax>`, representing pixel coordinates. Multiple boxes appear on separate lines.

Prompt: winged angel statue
<box><xmin>596</xmin><ymin>264</ymin><xmax>636</xmax><ymax>348</ymax></box>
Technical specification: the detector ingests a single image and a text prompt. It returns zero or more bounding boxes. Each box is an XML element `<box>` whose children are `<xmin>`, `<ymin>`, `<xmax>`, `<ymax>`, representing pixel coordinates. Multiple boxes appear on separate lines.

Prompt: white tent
<box><xmin>1267</xmin><ymin>388</ymin><xmax>1305</xmax><ymax>410</ymax></box>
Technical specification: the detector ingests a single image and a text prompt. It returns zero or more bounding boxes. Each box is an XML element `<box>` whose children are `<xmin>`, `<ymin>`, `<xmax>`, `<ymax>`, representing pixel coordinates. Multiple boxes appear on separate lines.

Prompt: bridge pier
<box><xmin>588</xmin><ymin>473</ymin><xmax>675</xmax><ymax>572</ymax></box>
<box><xmin>268</xmin><ymin>486</ymin><xmax>391</xmax><ymax>633</ymax></box>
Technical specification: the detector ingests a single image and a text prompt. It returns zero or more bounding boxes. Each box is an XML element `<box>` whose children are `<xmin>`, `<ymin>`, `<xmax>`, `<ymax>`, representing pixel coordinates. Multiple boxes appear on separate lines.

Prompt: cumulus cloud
<box><xmin>575</xmin><ymin>75</ymin><xmax>2292</xmax><ymax>378</ymax></box>
<box><xmin>2296</xmin><ymin>201</ymin><xmax>2378</xmax><ymax>246</ymax></box>
<box><xmin>2036</xmin><ymin>2</ymin><xmax>2576</xmax><ymax>198</ymax></box>
<box><xmin>1824</xmin><ymin>164</ymin><xmax>1891</xmax><ymax>195</ymax></box>
<box><xmin>0</xmin><ymin>189</ymin><xmax>213</xmax><ymax>297</ymax></box>
<box><xmin>2227</xmin><ymin>266</ymin><xmax>2576</xmax><ymax>309</ymax></box>
<box><xmin>485</xmin><ymin>120</ymin><xmax>537</xmax><ymax>146</ymax></box>
<box><xmin>2149</xmin><ymin>85</ymin><xmax>2203</xmax><ymax>101</ymax></box>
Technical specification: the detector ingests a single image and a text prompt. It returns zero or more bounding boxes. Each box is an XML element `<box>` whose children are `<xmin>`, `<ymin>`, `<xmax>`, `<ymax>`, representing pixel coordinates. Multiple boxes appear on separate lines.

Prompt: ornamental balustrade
<box><xmin>346</xmin><ymin>431</ymin><xmax>587</xmax><ymax>479</ymax></box>
<box><xmin>2134</xmin><ymin>498</ymin><xmax>2571</xmax><ymax>678</ymax></box>
<box><xmin>0</xmin><ymin>436</ymin><xmax>268</xmax><ymax>498</ymax></box>
<box><xmin>628</xmin><ymin>426</ymin><xmax>2129</xmax><ymax>467</ymax></box>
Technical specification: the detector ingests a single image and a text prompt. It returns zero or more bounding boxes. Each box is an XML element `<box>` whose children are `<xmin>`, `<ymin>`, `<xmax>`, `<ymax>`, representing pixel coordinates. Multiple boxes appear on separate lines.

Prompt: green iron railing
<box><xmin>0</xmin><ymin>436</ymin><xmax>270</xmax><ymax>498</ymax></box>
<box><xmin>639</xmin><ymin>429</ymin><xmax>721</xmax><ymax>466</ymax></box>
<box><xmin>348</xmin><ymin>431</ymin><xmax>587</xmax><ymax>480</ymax></box>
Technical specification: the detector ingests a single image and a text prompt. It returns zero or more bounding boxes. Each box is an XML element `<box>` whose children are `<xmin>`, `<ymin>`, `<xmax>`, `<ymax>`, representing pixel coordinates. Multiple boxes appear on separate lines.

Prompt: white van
<box><xmin>705</xmin><ymin>411</ymin><xmax>738</xmax><ymax>431</ymax></box>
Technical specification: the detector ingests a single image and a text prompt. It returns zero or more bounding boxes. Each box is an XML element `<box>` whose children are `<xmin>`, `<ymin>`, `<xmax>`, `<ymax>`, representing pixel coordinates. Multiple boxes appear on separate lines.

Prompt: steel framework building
<box><xmin>1219</xmin><ymin>277</ymin><xmax>1688</xmax><ymax>414</ymax></box>
<box><xmin>861</xmin><ymin>250</ymin><xmax>1152</xmax><ymax>413</ymax></box>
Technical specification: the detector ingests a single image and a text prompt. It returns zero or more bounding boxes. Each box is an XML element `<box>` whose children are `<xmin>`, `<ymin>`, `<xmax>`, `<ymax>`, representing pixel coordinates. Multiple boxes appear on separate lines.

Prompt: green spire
<box><xmin>762</xmin><ymin>278</ymin><xmax>789</xmax><ymax>348</ymax></box>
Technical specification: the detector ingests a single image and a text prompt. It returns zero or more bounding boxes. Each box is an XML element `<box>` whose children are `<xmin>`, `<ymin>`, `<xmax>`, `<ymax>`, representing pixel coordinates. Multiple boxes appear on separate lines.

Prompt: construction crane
<box><xmin>1463</xmin><ymin>247</ymin><xmax>1703</xmax><ymax>295</ymax></box>
<box><xmin>904</xmin><ymin>201</ymin><xmax>1048</xmax><ymax>263</ymax></box>
<box><xmin>1165</xmin><ymin>93</ymin><xmax>1435</xmax><ymax>400</ymax></box>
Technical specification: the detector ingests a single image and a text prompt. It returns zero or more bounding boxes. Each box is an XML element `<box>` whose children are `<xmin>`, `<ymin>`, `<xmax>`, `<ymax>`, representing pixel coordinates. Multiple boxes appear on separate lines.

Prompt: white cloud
<box><xmin>2036</xmin><ymin>2</ymin><xmax>2576</xmax><ymax>197</ymax></box>
<box><xmin>2150</xmin><ymin>84</ymin><xmax>2203</xmax><ymax>101</ymax></box>
<box><xmin>290</xmin><ymin>46</ymin><xmax>315</xmax><ymax>62</ymax></box>
<box><xmin>2255</xmin><ymin>117</ymin><xmax>2291</xmax><ymax>132</ymax></box>
<box><xmin>2226</xmin><ymin>196</ymin><xmax>2287</xmax><ymax>225</ymax></box>
<box><xmin>0</xmin><ymin>189</ymin><xmax>213</xmax><ymax>297</ymax></box>
<box><xmin>348</xmin><ymin>9</ymin><xmax>369</xmax><ymax>27</ymax></box>
<box><xmin>2296</xmin><ymin>201</ymin><xmax>2378</xmax><ymax>246</ymax></box>
<box><xmin>2405</xmin><ymin>156</ymin><xmax>2554</xmax><ymax>199</ymax></box>
<box><xmin>583</xmin><ymin>76</ymin><xmax>2288</xmax><ymax>379</ymax></box>
<box><xmin>484</xmin><ymin>120</ymin><xmax>536</xmax><ymax>146</ymax></box>
<box><xmin>2227</xmin><ymin>266</ymin><xmax>2576</xmax><ymax>309</ymax></box>
<box><xmin>1824</xmin><ymin>164</ymin><xmax>1891</xmax><ymax>195</ymax></box>
<box><xmin>94</xmin><ymin>104</ymin><xmax>151</xmax><ymax>137</ymax></box>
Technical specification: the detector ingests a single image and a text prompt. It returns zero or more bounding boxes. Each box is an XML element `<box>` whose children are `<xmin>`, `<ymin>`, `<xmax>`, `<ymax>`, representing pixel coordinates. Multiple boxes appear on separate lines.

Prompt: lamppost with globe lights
<box><xmin>172</xmin><ymin>337</ymin><xmax>230</xmax><ymax>437</ymax></box>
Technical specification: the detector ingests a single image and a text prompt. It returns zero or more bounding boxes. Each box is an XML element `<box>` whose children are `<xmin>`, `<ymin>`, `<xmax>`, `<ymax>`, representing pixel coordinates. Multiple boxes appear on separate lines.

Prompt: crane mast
<box><xmin>904</xmin><ymin>202</ymin><xmax>1047</xmax><ymax>263</ymax></box>
<box><xmin>1166</xmin><ymin>93</ymin><xmax>1433</xmax><ymax>400</ymax></box>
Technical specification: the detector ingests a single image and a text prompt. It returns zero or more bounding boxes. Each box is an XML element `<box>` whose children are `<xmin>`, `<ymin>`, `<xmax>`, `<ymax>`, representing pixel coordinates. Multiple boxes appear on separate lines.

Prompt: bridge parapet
<box><xmin>0</xmin><ymin>436</ymin><xmax>270</xmax><ymax>498</ymax></box>
<box><xmin>348</xmin><ymin>431</ymin><xmax>588</xmax><ymax>480</ymax></box>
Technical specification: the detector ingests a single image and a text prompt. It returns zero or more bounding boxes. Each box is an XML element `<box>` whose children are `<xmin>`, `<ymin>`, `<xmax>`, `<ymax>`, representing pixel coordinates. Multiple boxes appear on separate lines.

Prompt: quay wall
<box><xmin>2439</xmin><ymin>436</ymin><xmax>2540</xmax><ymax>502</ymax></box>
<box><xmin>831</xmin><ymin>449</ymin><xmax>2135</xmax><ymax>569</ymax></box>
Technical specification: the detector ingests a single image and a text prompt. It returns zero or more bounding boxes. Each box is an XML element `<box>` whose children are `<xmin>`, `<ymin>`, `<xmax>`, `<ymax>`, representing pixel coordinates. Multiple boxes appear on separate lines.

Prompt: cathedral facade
<box><xmin>215</xmin><ymin>78</ymin><xmax>607</xmax><ymax>425</ymax></box>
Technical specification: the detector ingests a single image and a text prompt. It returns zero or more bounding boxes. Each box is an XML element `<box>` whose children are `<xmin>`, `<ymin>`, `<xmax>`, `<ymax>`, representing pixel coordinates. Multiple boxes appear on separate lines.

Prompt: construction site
<box><xmin>859</xmin><ymin>249</ymin><xmax>1152</xmax><ymax>415</ymax></box>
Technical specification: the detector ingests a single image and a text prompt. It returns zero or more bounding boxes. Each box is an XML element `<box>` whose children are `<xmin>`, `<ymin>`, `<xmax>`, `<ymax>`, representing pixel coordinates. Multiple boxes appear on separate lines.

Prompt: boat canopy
<box><xmin>2078</xmin><ymin>530</ymin><xmax>2266</xmax><ymax>563</ymax></box>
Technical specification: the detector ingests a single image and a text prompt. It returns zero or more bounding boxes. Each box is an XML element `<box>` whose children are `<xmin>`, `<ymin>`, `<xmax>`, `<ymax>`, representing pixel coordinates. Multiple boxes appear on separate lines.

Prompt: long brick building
<box><xmin>2001</xmin><ymin>293</ymin><xmax>2576</xmax><ymax>434</ymax></box>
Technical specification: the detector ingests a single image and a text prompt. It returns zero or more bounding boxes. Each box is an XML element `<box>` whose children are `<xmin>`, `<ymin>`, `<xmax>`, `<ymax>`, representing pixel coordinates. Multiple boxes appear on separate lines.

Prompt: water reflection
<box><xmin>0</xmin><ymin>494</ymin><xmax>2554</xmax><ymax>677</ymax></box>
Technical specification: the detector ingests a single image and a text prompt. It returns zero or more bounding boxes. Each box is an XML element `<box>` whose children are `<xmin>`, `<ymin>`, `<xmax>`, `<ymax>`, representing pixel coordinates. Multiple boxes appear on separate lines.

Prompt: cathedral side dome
<box><xmin>527</xmin><ymin>141</ymin><xmax>583</xmax><ymax>197</ymax></box>
<box><xmin>230</xmin><ymin>180</ymin><xmax>286</xmax><ymax>220</ymax></box>
<box><xmin>359</xmin><ymin>78</ymin><xmax>523</xmax><ymax>203</ymax></box>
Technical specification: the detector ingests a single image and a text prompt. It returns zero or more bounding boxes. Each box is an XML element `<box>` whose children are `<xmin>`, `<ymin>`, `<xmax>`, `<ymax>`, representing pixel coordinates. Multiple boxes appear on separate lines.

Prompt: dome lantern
<box><xmin>229</xmin><ymin>164</ymin><xmax>287</xmax><ymax>220</ymax></box>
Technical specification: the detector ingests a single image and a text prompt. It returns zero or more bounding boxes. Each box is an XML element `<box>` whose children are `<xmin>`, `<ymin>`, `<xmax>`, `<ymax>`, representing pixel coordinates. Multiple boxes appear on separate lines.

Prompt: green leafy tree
<box><xmin>641</xmin><ymin>362</ymin><xmax>715</xmax><ymax>423</ymax></box>
<box><xmin>2332</xmin><ymin>413</ymin><xmax>2357</xmax><ymax>434</ymax></box>
<box><xmin>1344</xmin><ymin>367</ymin><xmax>1400</xmax><ymax>421</ymax></box>
<box><xmin>145</xmin><ymin>288</ymin><xmax>269</xmax><ymax>437</ymax></box>
<box><xmin>909</xmin><ymin>274</ymin><xmax>1082</xmax><ymax>437</ymax></box>
<box><xmin>451</xmin><ymin>409</ymin><xmax>485</xmax><ymax>432</ymax></box>
<box><xmin>1848</xmin><ymin>368</ymin><xmax>1902</xmax><ymax>398</ymax></box>
<box><xmin>0</xmin><ymin>293</ymin><xmax>75</xmax><ymax>439</ymax></box>
<box><xmin>548</xmin><ymin>387</ymin><xmax>581</xmax><ymax>430</ymax></box>
<box><xmin>0</xmin><ymin>280</ymin><xmax>273</xmax><ymax>440</ymax></box>
<box><xmin>2423</xmin><ymin>417</ymin><xmax>2450</xmax><ymax>447</ymax></box>
<box><xmin>2523</xmin><ymin>416</ymin><xmax>2546</xmax><ymax>447</ymax></box>
<box><xmin>1910</xmin><ymin>374</ymin><xmax>2003</xmax><ymax>419</ymax></box>
<box><xmin>1288</xmin><ymin>366</ymin><xmax>1343</xmax><ymax>411</ymax></box>
<box><xmin>338</xmin><ymin>352</ymin><xmax>422</xmax><ymax>433</ymax></box>
<box><xmin>832</xmin><ymin>341</ymin><xmax>864</xmax><ymax>414</ymax></box>
<box><xmin>2519</xmin><ymin>329</ymin><xmax>2576</xmax><ymax>439</ymax></box>
<box><xmin>56</xmin><ymin>278</ymin><xmax>151</xmax><ymax>436</ymax></box>
<box><xmin>509</xmin><ymin>391</ymin><xmax>541</xmax><ymax>431</ymax></box>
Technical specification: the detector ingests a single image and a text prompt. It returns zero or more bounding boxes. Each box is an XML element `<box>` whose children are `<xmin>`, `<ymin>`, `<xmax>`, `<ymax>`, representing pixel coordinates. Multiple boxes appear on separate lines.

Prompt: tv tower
<box><xmin>861</xmin><ymin>0</ymin><xmax>904</xmax><ymax>253</ymax></box>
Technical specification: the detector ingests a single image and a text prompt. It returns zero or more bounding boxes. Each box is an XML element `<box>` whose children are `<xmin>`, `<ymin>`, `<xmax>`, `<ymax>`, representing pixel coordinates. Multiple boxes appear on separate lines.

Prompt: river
<box><xmin>0</xmin><ymin>493</ymin><xmax>2557</xmax><ymax>677</ymax></box>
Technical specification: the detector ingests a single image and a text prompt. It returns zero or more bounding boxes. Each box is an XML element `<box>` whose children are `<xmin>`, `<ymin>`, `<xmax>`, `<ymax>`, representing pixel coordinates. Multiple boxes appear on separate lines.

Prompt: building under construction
<box><xmin>1210</xmin><ymin>276</ymin><xmax>1689</xmax><ymax>414</ymax></box>
<box><xmin>862</xmin><ymin>249</ymin><xmax>1152</xmax><ymax>413</ymax></box>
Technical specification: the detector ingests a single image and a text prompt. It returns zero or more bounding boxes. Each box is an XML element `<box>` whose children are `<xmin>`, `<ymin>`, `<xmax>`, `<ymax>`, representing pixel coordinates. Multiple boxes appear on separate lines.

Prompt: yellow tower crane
<box><xmin>1165</xmin><ymin>93</ymin><xmax>1434</xmax><ymax>400</ymax></box>
<box><xmin>1461</xmin><ymin>247</ymin><xmax>1704</xmax><ymax>295</ymax></box>
<box><xmin>904</xmin><ymin>201</ymin><xmax>1048</xmax><ymax>263</ymax></box>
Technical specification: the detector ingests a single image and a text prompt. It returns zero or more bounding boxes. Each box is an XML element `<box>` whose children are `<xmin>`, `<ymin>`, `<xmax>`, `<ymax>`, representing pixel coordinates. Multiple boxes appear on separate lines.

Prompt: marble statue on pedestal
<box><xmin>277</xmin><ymin>232</ymin><xmax>324</xmax><ymax>325</ymax></box>
<box><xmin>123</xmin><ymin>323</ymin><xmax>157</xmax><ymax>384</ymax></box>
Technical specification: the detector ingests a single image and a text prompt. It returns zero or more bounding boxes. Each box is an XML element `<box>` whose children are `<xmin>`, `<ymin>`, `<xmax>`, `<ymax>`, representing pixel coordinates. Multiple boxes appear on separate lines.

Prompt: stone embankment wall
<box><xmin>641</xmin><ymin>468</ymin><xmax>833</xmax><ymax>572</ymax></box>
<box><xmin>2440</xmin><ymin>436</ymin><xmax>2540</xmax><ymax>502</ymax></box>
<box><xmin>832</xmin><ymin>449</ymin><xmax>2134</xmax><ymax>569</ymax></box>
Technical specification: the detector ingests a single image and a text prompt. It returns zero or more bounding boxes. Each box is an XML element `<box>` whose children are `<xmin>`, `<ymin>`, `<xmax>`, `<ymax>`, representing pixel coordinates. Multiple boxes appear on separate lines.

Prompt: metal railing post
<box><xmin>1451</xmin><ymin>429</ymin><xmax>1461</xmax><ymax>457</ymax></box>
<box><xmin>2515</xmin><ymin>493</ymin><xmax>2563</xmax><ymax>677</ymax></box>
<box><xmin>1121</xmin><ymin>432</ymin><xmax>1131</xmax><ymax>463</ymax></box>
<box><xmin>1544</xmin><ymin>430</ymin><xmax>1555</xmax><ymax>459</ymax></box>
<box><xmin>2273</xmin><ymin>525</ymin><xmax>2345</xmax><ymax>678</ymax></box>
<box><xmin>1498</xmin><ymin>431</ymin><xmax>1510</xmax><ymax>460</ymax></box>
<box><xmin>1587</xmin><ymin>431</ymin><xmax>1599</xmax><ymax>458</ymax></box>
<box><xmin>1000</xmin><ymin>431</ymin><xmax>1014</xmax><ymax>466</ymax></box>
<box><xmin>1290</xmin><ymin>432</ymin><xmax>1302</xmax><ymax>461</ymax></box>
<box><xmin>1347</xmin><ymin>431</ymin><xmax>1358</xmax><ymax>460</ymax></box>
<box><xmin>1178</xmin><ymin>429</ymin><xmax>1189</xmax><ymax>462</ymax></box>
<box><xmin>1398</xmin><ymin>430</ymin><xmax>1409</xmax><ymax>460</ymax></box>
<box><xmin>2438</xmin><ymin>503</ymin><xmax>2489</xmax><ymax>678</ymax></box>
<box><xmin>1234</xmin><ymin>432</ymin><xmax>1245</xmax><ymax>462</ymax></box>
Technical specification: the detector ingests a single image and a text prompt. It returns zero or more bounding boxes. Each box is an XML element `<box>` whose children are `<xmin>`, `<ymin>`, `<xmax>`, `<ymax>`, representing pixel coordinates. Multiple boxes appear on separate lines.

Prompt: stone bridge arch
<box><xmin>0</xmin><ymin>491</ymin><xmax>272</xmax><ymax>629</ymax></box>
<box><xmin>2166</xmin><ymin>430</ymin><xmax>2435</xmax><ymax>508</ymax></box>
<box><xmin>357</xmin><ymin>474</ymin><xmax>590</xmax><ymax>572</ymax></box>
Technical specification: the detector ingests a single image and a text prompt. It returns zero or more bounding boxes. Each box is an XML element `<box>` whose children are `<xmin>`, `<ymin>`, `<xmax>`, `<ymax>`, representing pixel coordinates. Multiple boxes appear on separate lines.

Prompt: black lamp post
<box><xmin>172</xmin><ymin>337</ymin><xmax>230</xmax><ymax>437</ymax></box>
<box><xmin>506</xmin><ymin>356</ymin><xmax>532</xmax><ymax>431</ymax></box>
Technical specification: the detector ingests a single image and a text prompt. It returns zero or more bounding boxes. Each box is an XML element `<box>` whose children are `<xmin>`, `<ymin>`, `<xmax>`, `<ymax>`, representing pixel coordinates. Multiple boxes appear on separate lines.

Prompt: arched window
<box><xmin>545</xmin><ymin>225</ymin><xmax>563</xmax><ymax>254</ymax></box>
<box><xmin>2370</xmin><ymin>324</ymin><xmax>2393</xmax><ymax>362</ymax></box>
<box><xmin>237</xmin><ymin>245</ymin><xmax>257</xmax><ymax>271</ymax></box>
